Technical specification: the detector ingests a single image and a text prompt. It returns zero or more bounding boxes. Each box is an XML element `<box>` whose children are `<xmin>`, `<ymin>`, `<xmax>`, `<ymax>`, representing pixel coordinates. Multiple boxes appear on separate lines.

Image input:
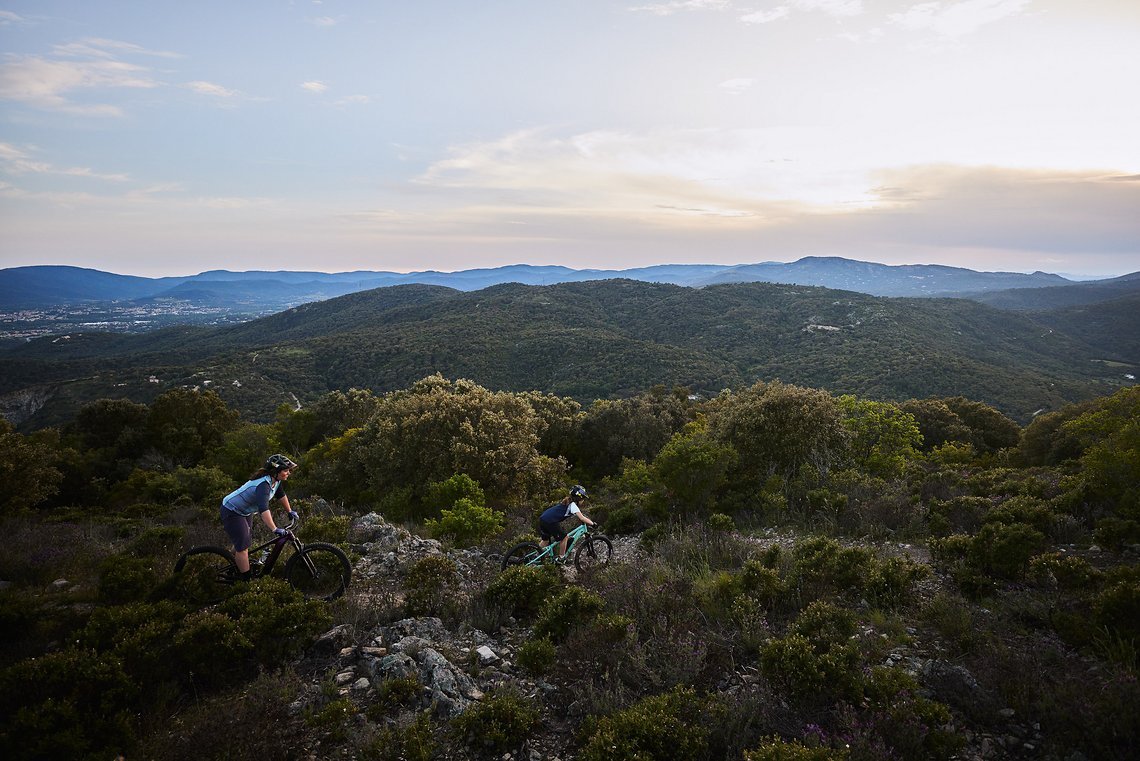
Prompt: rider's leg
<box><xmin>234</xmin><ymin>548</ymin><xmax>250</xmax><ymax>573</ymax></box>
<box><xmin>557</xmin><ymin>535</ymin><xmax>569</xmax><ymax>559</ymax></box>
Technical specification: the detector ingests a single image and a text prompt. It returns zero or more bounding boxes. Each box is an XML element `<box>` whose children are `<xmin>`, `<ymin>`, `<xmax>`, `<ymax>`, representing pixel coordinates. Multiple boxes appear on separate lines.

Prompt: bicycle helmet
<box><xmin>569</xmin><ymin>484</ymin><xmax>588</xmax><ymax>501</ymax></box>
<box><xmin>265</xmin><ymin>454</ymin><xmax>298</xmax><ymax>473</ymax></box>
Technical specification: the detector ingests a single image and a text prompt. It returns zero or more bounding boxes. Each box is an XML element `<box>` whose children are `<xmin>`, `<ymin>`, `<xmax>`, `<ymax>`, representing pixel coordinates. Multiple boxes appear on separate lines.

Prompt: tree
<box><xmin>838</xmin><ymin>396</ymin><xmax>922</xmax><ymax>479</ymax></box>
<box><xmin>350</xmin><ymin>375</ymin><xmax>565</xmax><ymax>504</ymax></box>
<box><xmin>571</xmin><ymin>387</ymin><xmax>694</xmax><ymax>476</ymax></box>
<box><xmin>73</xmin><ymin>399</ymin><xmax>150</xmax><ymax>460</ymax></box>
<box><xmin>1061</xmin><ymin>387</ymin><xmax>1140</xmax><ymax>518</ymax></box>
<box><xmin>652</xmin><ymin>418</ymin><xmax>737</xmax><ymax>513</ymax></box>
<box><xmin>941</xmin><ymin>396</ymin><xmax>1020</xmax><ymax>453</ymax></box>
<box><xmin>899</xmin><ymin>398</ymin><xmax>974</xmax><ymax>452</ymax></box>
<box><xmin>710</xmin><ymin>381</ymin><xmax>849</xmax><ymax>485</ymax></box>
<box><xmin>309</xmin><ymin>388</ymin><xmax>381</xmax><ymax>442</ymax></box>
<box><xmin>0</xmin><ymin>419</ymin><xmax>63</xmax><ymax>512</ymax></box>
<box><xmin>146</xmin><ymin>389</ymin><xmax>239</xmax><ymax>468</ymax></box>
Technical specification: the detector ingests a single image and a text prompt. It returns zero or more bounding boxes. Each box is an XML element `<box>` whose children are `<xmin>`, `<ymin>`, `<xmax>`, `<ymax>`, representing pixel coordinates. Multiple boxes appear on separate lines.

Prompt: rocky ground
<box><xmin>282</xmin><ymin>514</ymin><xmax>1078</xmax><ymax>760</ymax></box>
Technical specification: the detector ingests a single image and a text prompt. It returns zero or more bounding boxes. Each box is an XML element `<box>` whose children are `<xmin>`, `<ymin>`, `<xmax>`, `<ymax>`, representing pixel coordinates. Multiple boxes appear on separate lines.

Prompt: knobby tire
<box><xmin>501</xmin><ymin>541</ymin><xmax>542</xmax><ymax>571</ymax></box>
<box><xmin>284</xmin><ymin>542</ymin><xmax>352</xmax><ymax>601</ymax></box>
<box><xmin>574</xmin><ymin>535</ymin><xmax>613</xmax><ymax>574</ymax></box>
<box><xmin>172</xmin><ymin>545</ymin><xmax>237</xmax><ymax>604</ymax></box>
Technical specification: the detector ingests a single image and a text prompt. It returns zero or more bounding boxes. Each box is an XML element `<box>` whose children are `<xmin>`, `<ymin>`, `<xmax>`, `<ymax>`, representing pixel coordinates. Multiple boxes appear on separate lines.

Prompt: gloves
<box><xmin>274</xmin><ymin>527</ymin><xmax>289</xmax><ymax>536</ymax></box>
<box><xmin>287</xmin><ymin>510</ymin><xmax>299</xmax><ymax>520</ymax></box>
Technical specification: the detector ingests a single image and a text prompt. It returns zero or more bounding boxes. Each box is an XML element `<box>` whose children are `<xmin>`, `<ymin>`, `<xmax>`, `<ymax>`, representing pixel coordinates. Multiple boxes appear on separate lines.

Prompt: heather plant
<box><xmin>450</xmin><ymin>687</ymin><xmax>539</xmax><ymax>754</ymax></box>
<box><xmin>363</xmin><ymin>711</ymin><xmax>436</xmax><ymax>761</ymax></box>
<box><xmin>297</xmin><ymin>510</ymin><xmax>351</xmax><ymax>546</ymax></box>
<box><xmin>739</xmin><ymin>559</ymin><xmax>788</xmax><ymax>612</ymax></box>
<box><xmin>97</xmin><ymin>553</ymin><xmax>158</xmax><ymax>604</ymax></box>
<box><xmin>533</xmin><ymin>585</ymin><xmax>606</xmax><ymax>642</ymax></box>
<box><xmin>482</xmin><ymin>564</ymin><xmax>560</xmax><ymax>619</ymax></box>
<box><xmin>1093</xmin><ymin>517</ymin><xmax>1140</xmax><ymax>551</ymax></box>
<box><xmin>1092</xmin><ymin>578</ymin><xmax>1140</xmax><ymax>642</ymax></box>
<box><xmin>578</xmin><ymin>686</ymin><xmax>710</xmax><ymax>761</ymax></box>
<box><xmin>790</xmin><ymin>600</ymin><xmax>857</xmax><ymax>653</ymax></box>
<box><xmin>1028</xmin><ymin>552</ymin><xmax>1101</xmax><ymax>590</ymax></box>
<box><xmin>516</xmin><ymin>636</ymin><xmax>557</xmax><ymax>675</ymax></box>
<box><xmin>369</xmin><ymin>675</ymin><xmax>423</xmax><ymax>716</ymax></box>
<box><xmin>759</xmin><ymin>633</ymin><xmax>861</xmax><ymax>702</ymax></box>
<box><xmin>745</xmin><ymin>737</ymin><xmax>849</xmax><ymax>760</ymax></box>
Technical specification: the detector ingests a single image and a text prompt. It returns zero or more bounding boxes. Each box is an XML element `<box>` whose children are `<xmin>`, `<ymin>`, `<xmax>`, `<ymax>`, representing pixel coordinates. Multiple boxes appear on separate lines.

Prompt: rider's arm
<box><xmin>576</xmin><ymin>511</ymin><xmax>596</xmax><ymax>527</ymax></box>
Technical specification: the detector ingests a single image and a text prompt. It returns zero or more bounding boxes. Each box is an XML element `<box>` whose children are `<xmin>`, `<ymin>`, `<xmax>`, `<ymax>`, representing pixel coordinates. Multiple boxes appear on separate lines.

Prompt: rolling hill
<box><xmin>1</xmin><ymin>279</ymin><xmax>1134</xmax><ymax>429</ymax></box>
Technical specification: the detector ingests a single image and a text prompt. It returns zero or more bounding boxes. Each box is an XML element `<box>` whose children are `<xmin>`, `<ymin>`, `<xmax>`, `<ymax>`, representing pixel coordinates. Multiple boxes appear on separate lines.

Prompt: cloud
<box><xmin>888</xmin><ymin>0</ymin><xmax>1031</xmax><ymax>38</ymax></box>
<box><xmin>0</xmin><ymin>54</ymin><xmax>160</xmax><ymax>115</ymax></box>
<box><xmin>335</xmin><ymin>94</ymin><xmax>371</xmax><ymax>105</ymax></box>
<box><xmin>629</xmin><ymin>1</ymin><xmax>730</xmax><ymax>16</ymax></box>
<box><xmin>0</xmin><ymin>10</ymin><xmax>24</xmax><ymax>25</ymax></box>
<box><xmin>0</xmin><ymin>38</ymin><xmax>172</xmax><ymax>115</ymax></box>
<box><xmin>718</xmin><ymin>77</ymin><xmax>755</xmax><ymax>95</ymax></box>
<box><xmin>0</xmin><ymin>142</ymin><xmax>130</xmax><ymax>181</ymax></box>
<box><xmin>308</xmin><ymin>16</ymin><xmax>340</xmax><ymax>26</ymax></box>
<box><xmin>740</xmin><ymin>7</ymin><xmax>791</xmax><ymax>24</ymax></box>
<box><xmin>185</xmin><ymin>80</ymin><xmax>240</xmax><ymax>98</ymax></box>
<box><xmin>300</xmin><ymin>80</ymin><xmax>329</xmax><ymax>94</ymax></box>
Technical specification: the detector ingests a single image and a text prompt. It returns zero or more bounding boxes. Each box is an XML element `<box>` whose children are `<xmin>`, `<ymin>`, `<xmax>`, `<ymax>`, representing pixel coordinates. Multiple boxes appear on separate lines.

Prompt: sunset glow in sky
<box><xmin>1</xmin><ymin>0</ymin><xmax>1138</xmax><ymax>277</ymax></box>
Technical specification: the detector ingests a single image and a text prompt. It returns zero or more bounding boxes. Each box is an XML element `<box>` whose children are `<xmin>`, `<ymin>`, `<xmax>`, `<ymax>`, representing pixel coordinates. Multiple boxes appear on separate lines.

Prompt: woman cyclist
<box><xmin>537</xmin><ymin>484</ymin><xmax>595</xmax><ymax>563</ymax></box>
<box><xmin>221</xmin><ymin>454</ymin><xmax>299</xmax><ymax>580</ymax></box>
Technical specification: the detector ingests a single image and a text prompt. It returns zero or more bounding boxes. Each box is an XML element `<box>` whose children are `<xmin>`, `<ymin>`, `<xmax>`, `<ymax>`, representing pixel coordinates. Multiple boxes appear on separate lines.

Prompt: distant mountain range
<box><xmin>2</xmin><ymin>277</ymin><xmax>1136</xmax><ymax>429</ymax></box>
<box><xmin>5</xmin><ymin>257</ymin><xmax>1129</xmax><ymax>313</ymax></box>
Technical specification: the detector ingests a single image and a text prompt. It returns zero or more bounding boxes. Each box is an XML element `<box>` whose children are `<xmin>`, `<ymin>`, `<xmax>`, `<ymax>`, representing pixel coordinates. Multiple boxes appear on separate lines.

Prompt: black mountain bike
<box><xmin>172</xmin><ymin>516</ymin><xmax>351</xmax><ymax>603</ymax></box>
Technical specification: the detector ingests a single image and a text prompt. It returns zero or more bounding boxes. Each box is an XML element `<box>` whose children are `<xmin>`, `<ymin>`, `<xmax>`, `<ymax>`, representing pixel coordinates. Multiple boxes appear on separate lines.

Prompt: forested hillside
<box><xmin>1</xmin><ymin>377</ymin><xmax>1137</xmax><ymax>760</ymax></box>
<box><xmin>1</xmin><ymin>279</ymin><xmax>1133</xmax><ymax>430</ymax></box>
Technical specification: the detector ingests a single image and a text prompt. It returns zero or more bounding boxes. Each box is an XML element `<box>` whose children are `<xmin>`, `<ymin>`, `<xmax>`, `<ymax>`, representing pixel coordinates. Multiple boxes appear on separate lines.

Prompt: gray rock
<box><xmin>476</xmin><ymin>645</ymin><xmax>500</xmax><ymax>665</ymax></box>
<box><xmin>312</xmin><ymin>624</ymin><xmax>355</xmax><ymax>655</ymax></box>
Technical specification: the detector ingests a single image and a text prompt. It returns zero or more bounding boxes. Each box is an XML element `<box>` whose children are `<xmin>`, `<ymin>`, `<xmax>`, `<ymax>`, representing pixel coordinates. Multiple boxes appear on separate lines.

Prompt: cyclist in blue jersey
<box><xmin>537</xmin><ymin>484</ymin><xmax>595</xmax><ymax>563</ymax></box>
<box><xmin>221</xmin><ymin>454</ymin><xmax>299</xmax><ymax>580</ymax></box>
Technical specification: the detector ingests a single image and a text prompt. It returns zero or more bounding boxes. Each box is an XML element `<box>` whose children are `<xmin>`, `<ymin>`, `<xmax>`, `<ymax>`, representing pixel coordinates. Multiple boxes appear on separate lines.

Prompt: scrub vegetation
<box><xmin>0</xmin><ymin>377</ymin><xmax>1137</xmax><ymax>760</ymax></box>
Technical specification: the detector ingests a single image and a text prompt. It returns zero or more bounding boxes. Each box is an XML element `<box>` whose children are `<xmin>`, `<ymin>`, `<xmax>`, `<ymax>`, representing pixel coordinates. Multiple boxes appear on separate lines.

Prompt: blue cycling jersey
<box><xmin>221</xmin><ymin>476</ymin><xmax>284</xmax><ymax>516</ymax></box>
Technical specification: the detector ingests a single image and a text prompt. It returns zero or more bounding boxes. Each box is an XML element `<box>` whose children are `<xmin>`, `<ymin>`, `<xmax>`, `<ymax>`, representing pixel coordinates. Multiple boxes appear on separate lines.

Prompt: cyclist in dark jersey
<box><xmin>538</xmin><ymin>484</ymin><xmax>595</xmax><ymax>563</ymax></box>
<box><xmin>221</xmin><ymin>454</ymin><xmax>299</xmax><ymax>580</ymax></box>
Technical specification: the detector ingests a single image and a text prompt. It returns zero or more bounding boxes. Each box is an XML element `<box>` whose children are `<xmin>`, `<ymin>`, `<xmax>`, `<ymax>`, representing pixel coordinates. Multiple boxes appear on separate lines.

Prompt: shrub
<box><xmin>304</xmin><ymin>697</ymin><xmax>356</xmax><ymax>742</ymax></box>
<box><xmin>97</xmin><ymin>554</ymin><xmax>158</xmax><ymax>604</ymax></box>
<box><xmin>1093</xmin><ymin>517</ymin><xmax>1140</xmax><ymax>551</ymax></box>
<box><xmin>368</xmin><ymin>675</ymin><xmax>423</xmax><ymax>717</ymax></box>
<box><xmin>984</xmin><ymin>495</ymin><xmax>1056</xmax><ymax>535</ymax></box>
<box><xmin>0</xmin><ymin>648</ymin><xmax>139</xmax><ymax>760</ymax></box>
<box><xmin>426</xmin><ymin>473</ymin><xmax>486</xmax><ymax>510</ymax></box>
<box><xmin>172</xmin><ymin>610</ymin><xmax>255</xmax><ymax>686</ymax></box>
<box><xmin>533</xmin><ymin>586</ymin><xmax>606</xmax><ymax>642</ymax></box>
<box><xmin>1093</xmin><ymin>580</ymin><xmax>1140</xmax><ymax>641</ymax></box>
<box><xmin>482</xmin><ymin>564</ymin><xmax>560</xmax><ymax>620</ymax></box>
<box><xmin>1028</xmin><ymin>553</ymin><xmax>1101</xmax><ymax>590</ymax></box>
<box><xmin>759</xmin><ymin>634</ymin><xmax>860</xmax><ymax>701</ymax></box>
<box><xmin>708</xmin><ymin>512</ymin><xmax>735</xmax><ymax>531</ymax></box>
<box><xmin>128</xmin><ymin>525</ymin><xmax>186</xmax><ymax>557</ymax></box>
<box><xmin>744</xmin><ymin>737</ymin><xmax>848</xmax><ymax>760</ymax></box>
<box><xmin>579</xmin><ymin>686</ymin><xmax>709</xmax><ymax>761</ymax></box>
<box><xmin>215</xmin><ymin>578</ymin><xmax>332</xmax><ymax>666</ymax></box>
<box><xmin>402</xmin><ymin>556</ymin><xmax>459</xmax><ymax>617</ymax></box>
<box><xmin>740</xmin><ymin>560</ymin><xmax>787</xmax><ymax>611</ymax></box>
<box><xmin>451</xmin><ymin>687</ymin><xmax>539</xmax><ymax>754</ymax></box>
<box><xmin>968</xmin><ymin>521</ymin><xmax>1046</xmax><ymax>579</ymax></box>
<box><xmin>364</xmin><ymin>711</ymin><xmax>436</xmax><ymax>761</ymax></box>
<box><xmin>790</xmin><ymin>600</ymin><xmax>857</xmax><ymax>653</ymax></box>
<box><xmin>863</xmin><ymin>555</ymin><xmax>929</xmax><ymax>608</ymax></box>
<box><xmin>516</xmin><ymin>636</ymin><xmax>557</xmax><ymax>676</ymax></box>
<box><xmin>299</xmin><ymin>512</ymin><xmax>352</xmax><ymax>546</ymax></box>
<box><xmin>425</xmin><ymin>497</ymin><xmax>504</xmax><ymax>548</ymax></box>
<box><xmin>927</xmin><ymin>496</ymin><xmax>989</xmax><ymax>536</ymax></box>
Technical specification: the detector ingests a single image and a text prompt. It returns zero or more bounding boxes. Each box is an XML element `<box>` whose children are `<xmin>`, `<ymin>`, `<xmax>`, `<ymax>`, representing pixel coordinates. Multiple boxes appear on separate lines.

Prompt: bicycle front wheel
<box><xmin>500</xmin><ymin>542</ymin><xmax>542</xmax><ymax>571</ymax></box>
<box><xmin>284</xmin><ymin>543</ymin><xmax>352</xmax><ymax>601</ymax></box>
<box><xmin>574</xmin><ymin>535</ymin><xmax>613</xmax><ymax>574</ymax></box>
<box><xmin>172</xmin><ymin>546</ymin><xmax>237</xmax><ymax>604</ymax></box>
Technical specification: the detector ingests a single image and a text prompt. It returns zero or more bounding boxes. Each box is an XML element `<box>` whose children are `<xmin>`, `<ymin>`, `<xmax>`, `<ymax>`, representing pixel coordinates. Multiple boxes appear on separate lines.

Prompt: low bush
<box><xmin>790</xmin><ymin>600</ymin><xmax>857</xmax><ymax>653</ymax></box>
<box><xmin>744</xmin><ymin>737</ymin><xmax>848</xmax><ymax>760</ymax></box>
<box><xmin>425</xmin><ymin>497</ymin><xmax>504</xmax><ymax>548</ymax></box>
<box><xmin>450</xmin><ymin>687</ymin><xmax>539</xmax><ymax>754</ymax></box>
<box><xmin>369</xmin><ymin>675</ymin><xmax>423</xmax><ymax>717</ymax></box>
<box><xmin>968</xmin><ymin>521</ymin><xmax>1047</xmax><ymax>579</ymax></box>
<box><xmin>578</xmin><ymin>686</ymin><xmax>710</xmax><ymax>761</ymax></box>
<box><xmin>402</xmin><ymin>555</ymin><xmax>459</xmax><ymax>617</ymax></box>
<box><xmin>759</xmin><ymin>634</ymin><xmax>860</xmax><ymax>702</ymax></box>
<box><xmin>482</xmin><ymin>564</ymin><xmax>560</xmax><ymax>620</ymax></box>
<box><xmin>1028</xmin><ymin>552</ymin><xmax>1101</xmax><ymax>590</ymax></box>
<box><xmin>97</xmin><ymin>554</ymin><xmax>157</xmax><ymax>604</ymax></box>
<box><xmin>533</xmin><ymin>586</ymin><xmax>606</xmax><ymax>642</ymax></box>
<box><xmin>513</xmin><ymin>634</ymin><xmax>555</xmax><ymax>674</ymax></box>
<box><xmin>363</xmin><ymin>711</ymin><xmax>436</xmax><ymax>761</ymax></box>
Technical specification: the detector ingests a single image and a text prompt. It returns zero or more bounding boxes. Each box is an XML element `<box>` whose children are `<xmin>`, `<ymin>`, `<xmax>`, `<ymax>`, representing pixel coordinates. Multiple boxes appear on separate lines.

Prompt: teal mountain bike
<box><xmin>500</xmin><ymin>523</ymin><xmax>613</xmax><ymax>573</ymax></box>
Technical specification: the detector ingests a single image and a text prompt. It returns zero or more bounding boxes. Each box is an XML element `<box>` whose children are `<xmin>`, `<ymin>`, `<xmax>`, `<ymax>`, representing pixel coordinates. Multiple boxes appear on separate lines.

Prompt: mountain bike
<box><xmin>172</xmin><ymin>516</ymin><xmax>351</xmax><ymax>603</ymax></box>
<box><xmin>500</xmin><ymin>523</ymin><xmax>613</xmax><ymax>573</ymax></box>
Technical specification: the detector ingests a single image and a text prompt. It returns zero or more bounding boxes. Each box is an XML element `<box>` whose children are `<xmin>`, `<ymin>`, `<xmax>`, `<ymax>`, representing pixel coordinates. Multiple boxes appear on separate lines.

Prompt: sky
<box><xmin>1</xmin><ymin>1</ymin><xmax>1138</xmax><ymax>279</ymax></box>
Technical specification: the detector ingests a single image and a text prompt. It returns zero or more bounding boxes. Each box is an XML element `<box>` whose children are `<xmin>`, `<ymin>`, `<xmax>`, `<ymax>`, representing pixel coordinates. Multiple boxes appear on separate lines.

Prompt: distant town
<box><xmin>0</xmin><ymin>301</ymin><xmax>267</xmax><ymax>342</ymax></box>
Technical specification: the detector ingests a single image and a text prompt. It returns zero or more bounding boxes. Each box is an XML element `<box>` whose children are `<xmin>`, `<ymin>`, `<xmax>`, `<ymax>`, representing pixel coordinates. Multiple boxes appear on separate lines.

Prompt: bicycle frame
<box><xmin>527</xmin><ymin>522</ymin><xmax>591</xmax><ymax>566</ymax></box>
<box><xmin>249</xmin><ymin>516</ymin><xmax>305</xmax><ymax>577</ymax></box>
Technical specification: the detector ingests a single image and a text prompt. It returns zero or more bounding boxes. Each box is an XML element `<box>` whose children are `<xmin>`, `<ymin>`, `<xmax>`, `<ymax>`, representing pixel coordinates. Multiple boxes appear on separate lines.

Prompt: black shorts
<box><xmin>539</xmin><ymin>520</ymin><xmax>565</xmax><ymax>542</ymax></box>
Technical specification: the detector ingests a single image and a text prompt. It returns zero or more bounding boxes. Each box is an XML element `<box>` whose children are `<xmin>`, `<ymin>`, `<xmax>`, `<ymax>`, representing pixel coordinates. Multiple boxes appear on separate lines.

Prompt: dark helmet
<box><xmin>265</xmin><ymin>454</ymin><xmax>298</xmax><ymax>473</ymax></box>
<box><xmin>569</xmin><ymin>484</ymin><xmax>587</xmax><ymax>501</ymax></box>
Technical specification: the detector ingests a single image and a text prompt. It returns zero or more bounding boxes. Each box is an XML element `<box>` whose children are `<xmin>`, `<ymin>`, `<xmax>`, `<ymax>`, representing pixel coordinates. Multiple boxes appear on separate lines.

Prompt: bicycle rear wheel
<box><xmin>500</xmin><ymin>541</ymin><xmax>542</xmax><ymax>571</ymax></box>
<box><xmin>574</xmin><ymin>535</ymin><xmax>613</xmax><ymax>574</ymax></box>
<box><xmin>172</xmin><ymin>546</ymin><xmax>237</xmax><ymax>604</ymax></box>
<box><xmin>284</xmin><ymin>543</ymin><xmax>352</xmax><ymax>601</ymax></box>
